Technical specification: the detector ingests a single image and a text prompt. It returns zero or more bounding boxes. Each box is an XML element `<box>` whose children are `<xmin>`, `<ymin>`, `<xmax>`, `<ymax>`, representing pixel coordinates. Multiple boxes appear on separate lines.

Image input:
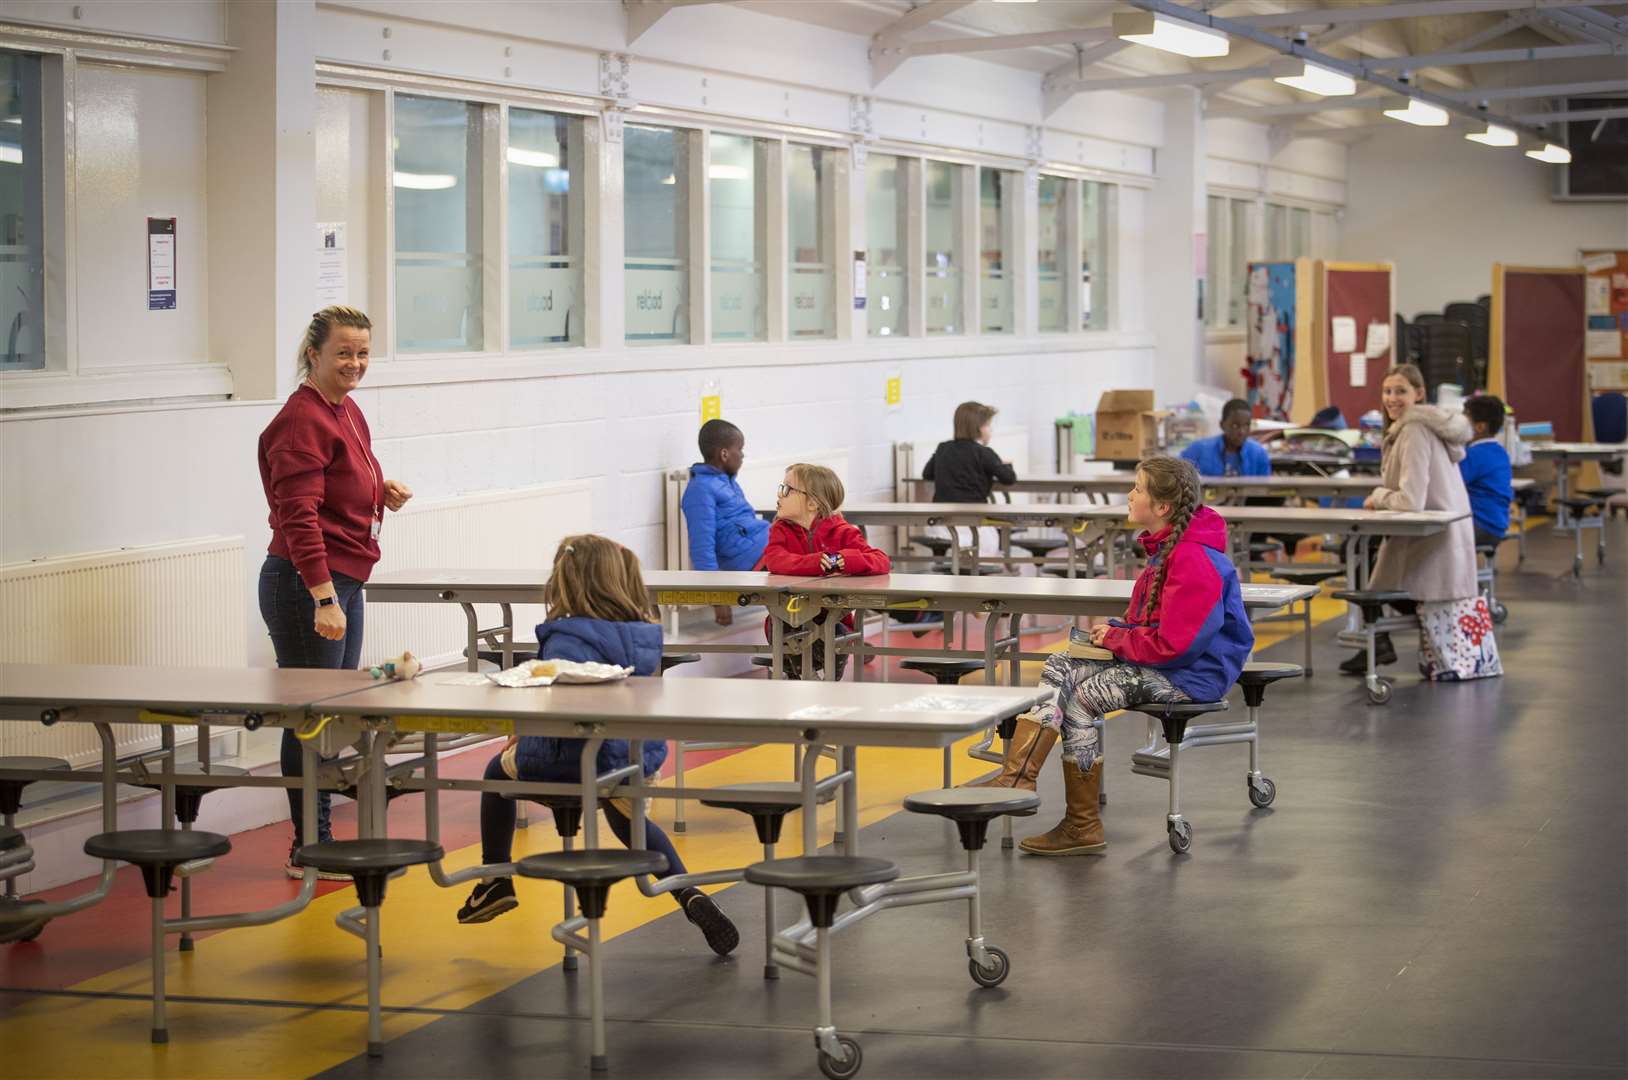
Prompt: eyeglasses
<box><xmin>776</xmin><ymin>482</ymin><xmax>809</xmax><ymax>499</ymax></box>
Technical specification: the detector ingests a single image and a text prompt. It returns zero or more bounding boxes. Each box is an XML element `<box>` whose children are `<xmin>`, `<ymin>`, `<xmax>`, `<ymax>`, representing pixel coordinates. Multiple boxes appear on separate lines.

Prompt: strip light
<box><xmin>1113</xmin><ymin>11</ymin><xmax>1229</xmax><ymax>58</ymax></box>
<box><xmin>1524</xmin><ymin>142</ymin><xmax>1572</xmax><ymax>164</ymax></box>
<box><xmin>1383</xmin><ymin>99</ymin><xmax>1449</xmax><ymax>127</ymax></box>
<box><xmin>393</xmin><ymin>171</ymin><xmax>457</xmax><ymax>190</ymax></box>
<box><xmin>506</xmin><ymin>147</ymin><xmax>559</xmax><ymax>168</ymax></box>
<box><xmin>1465</xmin><ymin>124</ymin><xmax>1518</xmax><ymax>147</ymax></box>
<box><xmin>1272</xmin><ymin>61</ymin><xmax>1355</xmax><ymax>97</ymax></box>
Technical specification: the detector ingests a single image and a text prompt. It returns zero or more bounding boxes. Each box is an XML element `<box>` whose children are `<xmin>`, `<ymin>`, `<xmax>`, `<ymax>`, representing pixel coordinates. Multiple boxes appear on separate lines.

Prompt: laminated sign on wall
<box><xmin>147</xmin><ymin>217</ymin><xmax>176</xmax><ymax>311</ymax></box>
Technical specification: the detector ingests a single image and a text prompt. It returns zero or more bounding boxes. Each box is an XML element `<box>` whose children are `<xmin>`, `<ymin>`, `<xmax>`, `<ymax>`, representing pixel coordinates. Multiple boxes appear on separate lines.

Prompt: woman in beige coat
<box><xmin>1340</xmin><ymin>363</ymin><xmax>1499</xmax><ymax>680</ymax></box>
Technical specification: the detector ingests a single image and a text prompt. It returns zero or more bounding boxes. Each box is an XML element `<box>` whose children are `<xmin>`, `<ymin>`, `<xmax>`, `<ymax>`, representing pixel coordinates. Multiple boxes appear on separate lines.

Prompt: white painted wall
<box><xmin>1342</xmin><ymin>124</ymin><xmax>1628</xmax><ymax>318</ymax></box>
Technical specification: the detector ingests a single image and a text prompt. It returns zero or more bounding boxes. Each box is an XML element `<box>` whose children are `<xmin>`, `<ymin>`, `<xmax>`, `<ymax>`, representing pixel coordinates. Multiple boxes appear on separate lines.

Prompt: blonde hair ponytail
<box><xmin>296</xmin><ymin>306</ymin><xmax>372</xmax><ymax>380</ymax></box>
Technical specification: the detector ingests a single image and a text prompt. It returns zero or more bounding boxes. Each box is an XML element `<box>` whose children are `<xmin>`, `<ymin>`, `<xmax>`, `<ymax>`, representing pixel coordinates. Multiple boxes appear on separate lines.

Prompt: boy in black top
<box><xmin>923</xmin><ymin>401</ymin><xmax>1017</xmax><ymax>503</ymax></box>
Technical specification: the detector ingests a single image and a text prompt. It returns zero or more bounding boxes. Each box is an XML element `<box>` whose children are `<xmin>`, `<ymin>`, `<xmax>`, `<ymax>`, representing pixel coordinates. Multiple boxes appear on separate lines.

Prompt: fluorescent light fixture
<box><xmin>709</xmin><ymin>164</ymin><xmax>750</xmax><ymax>181</ymax></box>
<box><xmin>1524</xmin><ymin>142</ymin><xmax>1571</xmax><ymax>164</ymax></box>
<box><xmin>1465</xmin><ymin>123</ymin><xmax>1518</xmax><ymax>147</ymax></box>
<box><xmin>1382</xmin><ymin>98</ymin><xmax>1449</xmax><ymax>127</ymax></box>
<box><xmin>1113</xmin><ymin>11</ymin><xmax>1228</xmax><ymax>58</ymax></box>
<box><xmin>506</xmin><ymin>146</ymin><xmax>559</xmax><ymax>168</ymax></box>
<box><xmin>392</xmin><ymin>171</ymin><xmax>457</xmax><ymax>190</ymax></box>
<box><xmin>1272</xmin><ymin>61</ymin><xmax>1355</xmax><ymax>97</ymax></box>
<box><xmin>659</xmin><ymin>173</ymin><xmax>676</xmax><ymax>185</ymax></box>
<box><xmin>0</xmin><ymin>145</ymin><xmax>20</xmax><ymax>164</ymax></box>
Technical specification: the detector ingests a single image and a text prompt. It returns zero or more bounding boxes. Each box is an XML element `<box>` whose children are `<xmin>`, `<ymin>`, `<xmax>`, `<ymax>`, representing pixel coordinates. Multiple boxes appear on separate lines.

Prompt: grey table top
<box><xmin>1528</xmin><ymin>442</ymin><xmax>1627</xmax><ymax>459</ymax></box>
<box><xmin>780</xmin><ymin>572</ymin><xmax>1315</xmax><ymax>613</ymax></box>
<box><xmin>365</xmin><ymin>569</ymin><xmax>807</xmax><ymax>603</ymax></box>
<box><xmin>0</xmin><ymin>663</ymin><xmax>378</xmax><ymax>717</ymax></box>
<box><xmin>903</xmin><ymin>473</ymin><xmax>1534</xmax><ymax>496</ymax></box>
<box><xmin>846</xmin><ymin>502</ymin><xmax>1466</xmax><ymax>536</ymax></box>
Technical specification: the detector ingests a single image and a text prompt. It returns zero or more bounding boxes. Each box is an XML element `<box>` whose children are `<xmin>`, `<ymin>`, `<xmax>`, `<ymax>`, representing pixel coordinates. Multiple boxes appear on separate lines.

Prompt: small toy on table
<box><xmin>369</xmin><ymin>651</ymin><xmax>422</xmax><ymax>681</ymax></box>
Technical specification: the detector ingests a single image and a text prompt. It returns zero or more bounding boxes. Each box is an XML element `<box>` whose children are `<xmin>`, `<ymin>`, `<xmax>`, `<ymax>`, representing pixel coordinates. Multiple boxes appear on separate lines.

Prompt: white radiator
<box><xmin>0</xmin><ymin>537</ymin><xmax>246</xmax><ymax>767</ymax></box>
<box><xmin>364</xmin><ymin>482</ymin><xmax>594</xmax><ymax>667</ymax></box>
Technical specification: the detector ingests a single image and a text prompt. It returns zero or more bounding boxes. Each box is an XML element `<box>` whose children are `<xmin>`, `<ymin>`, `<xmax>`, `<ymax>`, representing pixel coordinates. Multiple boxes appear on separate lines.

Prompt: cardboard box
<box><xmin>1094</xmin><ymin>389</ymin><xmax>1164</xmax><ymax>460</ymax></box>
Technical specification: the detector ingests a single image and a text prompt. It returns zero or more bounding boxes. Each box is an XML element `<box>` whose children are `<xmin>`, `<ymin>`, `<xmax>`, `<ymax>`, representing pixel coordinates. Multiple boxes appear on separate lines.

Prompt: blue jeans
<box><xmin>258</xmin><ymin>555</ymin><xmax>365</xmax><ymax>852</ymax></box>
<box><xmin>480</xmin><ymin>755</ymin><xmax>687</xmax><ymax>904</ymax></box>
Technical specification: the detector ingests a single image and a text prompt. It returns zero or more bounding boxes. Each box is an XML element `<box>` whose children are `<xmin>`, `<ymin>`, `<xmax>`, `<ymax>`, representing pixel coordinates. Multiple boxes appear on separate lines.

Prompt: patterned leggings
<box><xmin>1033</xmin><ymin>655</ymin><xmax>1191</xmax><ymax>770</ymax></box>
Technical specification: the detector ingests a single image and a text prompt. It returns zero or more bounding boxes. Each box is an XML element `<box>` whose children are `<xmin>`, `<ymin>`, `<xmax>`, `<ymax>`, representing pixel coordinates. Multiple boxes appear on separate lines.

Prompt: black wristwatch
<box><xmin>317</xmin><ymin>595</ymin><xmax>338</xmax><ymax>607</ymax></box>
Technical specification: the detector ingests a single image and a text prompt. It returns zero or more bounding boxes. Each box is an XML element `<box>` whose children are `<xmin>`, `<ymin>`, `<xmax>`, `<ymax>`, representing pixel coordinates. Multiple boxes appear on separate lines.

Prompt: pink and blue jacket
<box><xmin>1099</xmin><ymin>505</ymin><xmax>1254</xmax><ymax>702</ymax></box>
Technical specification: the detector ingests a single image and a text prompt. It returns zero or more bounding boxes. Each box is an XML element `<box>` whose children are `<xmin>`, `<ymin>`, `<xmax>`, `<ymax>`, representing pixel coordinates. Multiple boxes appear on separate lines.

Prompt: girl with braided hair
<box><xmin>977</xmin><ymin>456</ymin><xmax>1255</xmax><ymax>856</ymax></box>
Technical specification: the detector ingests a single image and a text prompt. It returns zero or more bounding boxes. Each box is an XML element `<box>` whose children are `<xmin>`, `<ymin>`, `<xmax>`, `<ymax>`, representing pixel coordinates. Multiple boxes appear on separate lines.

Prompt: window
<box><xmin>2</xmin><ymin>50</ymin><xmax>45</xmax><ymax>371</ymax></box>
<box><xmin>1081</xmin><ymin>179</ymin><xmax>1112</xmax><ymax>331</ymax></box>
<box><xmin>787</xmin><ymin>143</ymin><xmax>834</xmax><ymax>340</ymax></box>
<box><xmin>508</xmin><ymin>107</ymin><xmax>583</xmax><ymax>348</ymax></box>
<box><xmin>866</xmin><ymin>153</ymin><xmax>907</xmax><ymax>338</ymax></box>
<box><xmin>1230</xmin><ymin>198</ymin><xmax>1250</xmax><ymax>326</ymax></box>
<box><xmin>1206</xmin><ymin>195</ymin><xmax>1253</xmax><ymax>329</ymax></box>
<box><xmin>1265</xmin><ymin>203</ymin><xmax>1310</xmax><ymax>261</ymax></box>
<box><xmin>924</xmin><ymin>160</ymin><xmax>964</xmax><ymax>336</ymax></box>
<box><xmin>394</xmin><ymin>94</ymin><xmax>484</xmax><ymax>353</ymax></box>
<box><xmin>625</xmin><ymin>124</ymin><xmax>690</xmax><ymax>345</ymax></box>
<box><xmin>979</xmin><ymin>168</ymin><xmax>1013</xmax><ymax>334</ymax></box>
<box><xmin>1037</xmin><ymin>175</ymin><xmax>1065</xmax><ymax>333</ymax></box>
<box><xmin>1204</xmin><ymin>195</ymin><xmax>1223</xmax><ymax>326</ymax></box>
<box><xmin>709</xmin><ymin>132</ymin><xmax>765</xmax><ymax>342</ymax></box>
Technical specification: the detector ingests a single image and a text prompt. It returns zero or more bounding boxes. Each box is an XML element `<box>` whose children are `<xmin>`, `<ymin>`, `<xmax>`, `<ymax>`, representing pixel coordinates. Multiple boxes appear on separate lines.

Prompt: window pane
<box><xmin>866</xmin><ymin>152</ymin><xmax>907</xmax><ymax>338</ymax></box>
<box><xmin>625</xmin><ymin>124</ymin><xmax>690</xmax><ymax>344</ymax></box>
<box><xmin>1082</xmin><ymin>180</ymin><xmax>1111</xmax><ymax>331</ymax></box>
<box><xmin>1037</xmin><ymin>175</ymin><xmax>1064</xmax><ymax>333</ymax></box>
<box><xmin>1265</xmin><ymin>203</ymin><xmax>1285</xmax><ymax>260</ymax></box>
<box><xmin>979</xmin><ymin>168</ymin><xmax>1012</xmax><ymax>334</ymax></box>
<box><xmin>1229</xmin><ymin>199</ymin><xmax>1249</xmax><ymax>327</ymax></box>
<box><xmin>1205</xmin><ymin>195</ymin><xmax>1223</xmax><ymax>328</ymax></box>
<box><xmin>787</xmin><ymin>143</ymin><xmax>834</xmax><ymax>340</ymax></box>
<box><xmin>1291</xmin><ymin>207</ymin><xmax>1311</xmax><ymax>259</ymax></box>
<box><xmin>709</xmin><ymin>132</ymin><xmax>764</xmax><ymax>342</ymax></box>
<box><xmin>508</xmin><ymin>107</ymin><xmax>581</xmax><ymax>348</ymax></box>
<box><xmin>1</xmin><ymin>50</ymin><xmax>44</xmax><ymax>371</ymax></box>
<box><xmin>394</xmin><ymin>95</ymin><xmax>483</xmax><ymax>353</ymax></box>
<box><xmin>924</xmin><ymin>160</ymin><xmax>963</xmax><ymax>335</ymax></box>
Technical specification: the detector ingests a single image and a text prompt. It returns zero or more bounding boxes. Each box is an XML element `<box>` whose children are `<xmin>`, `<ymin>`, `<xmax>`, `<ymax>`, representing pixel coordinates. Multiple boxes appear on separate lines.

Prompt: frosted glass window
<box><xmin>866</xmin><ymin>153</ymin><xmax>907</xmax><ymax>338</ymax></box>
<box><xmin>1265</xmin><ymin>203</ymin><xmax>1287</xmax><ymax>260</ymax></box>
<box><xmin>394</xmin><ymin>94</ymin><xmax>484</xmax><ymax>353</ymax></box>
<box><xmin>1229</xmin><ymin>198</ymin><xmax>1250</xmax><ymax>326</ymax></box>
<box><xmin>709</xmin><ymin>132</ymin><xmax>765</xmax><ymax>342</ymax></box>
<box><xmin>1037</xmin><ymin>175</ymin><xmax>1065</xmax><ymax>333</ymax></box>
<box><xmin>979</xmin><ymin>168</ymin><xmax>1012</xmax><ymax>334</ymax></box>
<box><xmin>1291</xmin><ymin>207</ymin><xmax>1311</xmax><ymax>259</ymax></box>
<box><xmin>924</xmin><ymin>160</ymin><xmax>964</xmax><ymax>336</ymax></box>
<box><xmin>1205</xmin><ymin>195</ymin><xmax>1223</xmax><ymax>327</ymax></box>
<box><xmin>508</xmin><ymin>107</ymin><xmax>582</xmax><ymax>348</ymax></box>
<box><xmin>1081</xmin><ymin>179</ymin><xmax>1112</xmax><ymax>331</ymax></box>
<box><xmin>624</xmin><ymin>124</ymin><xmax>690</xmax><ymax>345</ymax></box>
<box><xmin>787</xmin><ymin>143</ymin><xmax>834</xmax><ymax>340</ymax></box>
<box><xmin>0</xmin><ymin>49</ymin><xmax>44</xmax><ymax>371</ymax></box>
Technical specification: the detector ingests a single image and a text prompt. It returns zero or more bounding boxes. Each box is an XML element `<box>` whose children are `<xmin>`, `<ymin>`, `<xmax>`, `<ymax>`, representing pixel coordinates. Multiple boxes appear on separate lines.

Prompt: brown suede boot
<box><xmin>1018</xmin><ymin>757</ymin><xmax>1106</xmax><ymax>856</ymax></box>
<box><xmin>968</xmin><ymin>715</ymin><xmax>1058</xmax><ymax>791</ymax></box>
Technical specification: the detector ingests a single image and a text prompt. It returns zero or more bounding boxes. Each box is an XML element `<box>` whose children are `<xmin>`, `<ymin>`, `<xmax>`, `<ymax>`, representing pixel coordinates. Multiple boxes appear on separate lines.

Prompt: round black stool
<box><xmin>294</xmin><ymin>838</ymin><xmax>444</xmax><ymax>1058</ymax></box>
<box><xmin>1235</xmin><ymin>662</ymin><xmax>1304</xmax><ymax>810</ymax></box>
<box><xmin>0</xmin><ymin>825</ymin><xmax>44</xmax><ymax>945</ymax></box>
<box><xmin>84</xmin><ymin>829</ymin><xmax>234</xmax><ymax>1043</ymax></box>
<box><xmin>1011</xmin><ymin>536</ymin><xmax>1067</xmax><ymax>559</ymax></box>
<box><xmin>0</xmin><ymin>757</ymin><xmax>68</xmax><ymax>944</ymax></box>
<box><xmin>1473</xmin><ymin>543</ymin><xmax>1509</xmax><ymax>624</ymax></box>
<box><xmin>1126</xmin><ymin>700</ymin><xmax>1231</xmax><ymax>853</ymax></box>
<box><xmin>517</xmin><ymin>848</ymin><xmax>669</xmax><ymax>1073</ymax></box>
<box><xmin>514</xmin><ymin>792</ymin><xmax>586</xmax><ymax>971</ymax></box>
<box><xmin>901</xmin><ymin>788</ymin><xmax>1038</xmax><ymax>989</ymax></box>
<box><xmin>908</xmin><ymin>534</ymin><xmax>953</xmax><ymax>558</ymax></box>
<box><xmin>743</xmin><ymin>855</ymin><xmax>899</xmax><ymax>1080</ymax></box>
<box><xmin>701</xmin><ymin>782</ymin><xmax>814</xmax><ymax>980</ymax></box>
<box><xmin>1268</xmin><ymin>564</ymin><xmax>1347</xmax><ymax>675</ymax></box>
<box><xmin>1331</xmin><ymin>588</ymin><xmax>1413</xmax><ymax>704</ymax></box>
<box><xmin>659</xmin><ymin>652</ymin><xmax>703</xmax><ymax>674</ymax></box>
<box><xmin>135</xmin><ymin>762</ymin><xmax>248</xmax><ymax>951</ymax></box>
<box><xmin>898</xmin><ymin>658</ymin><xmax>985</xmax><ymax>685</ymax></box>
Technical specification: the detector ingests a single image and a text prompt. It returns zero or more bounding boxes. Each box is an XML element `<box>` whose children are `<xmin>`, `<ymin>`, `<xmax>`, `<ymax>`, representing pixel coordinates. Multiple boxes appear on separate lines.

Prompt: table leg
<box><xmin>462</xmin><ymin>603</ymin><xmax>481</xmax><ymax>672</ymax></box>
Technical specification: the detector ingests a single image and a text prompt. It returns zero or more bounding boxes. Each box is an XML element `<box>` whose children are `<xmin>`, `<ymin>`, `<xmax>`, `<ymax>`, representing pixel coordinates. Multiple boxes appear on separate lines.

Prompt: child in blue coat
<box><xmin>457</xmin><ymin>534</ymin><xmax>738</xmax><ymax>957</ymax></box>
<box><xmin>1460</xmin><ymin>395</ymin><xmax>1514</xmax><ymax>548</ymax></box>
<box><xmin>681</xmin><ymin>419</ymin><xmax>771</xmax><ymax>625</ymax></box>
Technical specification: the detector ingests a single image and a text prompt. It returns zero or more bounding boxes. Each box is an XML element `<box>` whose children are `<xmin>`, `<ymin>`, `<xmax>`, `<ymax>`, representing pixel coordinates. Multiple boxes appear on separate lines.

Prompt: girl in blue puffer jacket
<box><xmin>456</xmin><ymin>534</ymin><xmax>738</xmax><ymax>956</ymax></box>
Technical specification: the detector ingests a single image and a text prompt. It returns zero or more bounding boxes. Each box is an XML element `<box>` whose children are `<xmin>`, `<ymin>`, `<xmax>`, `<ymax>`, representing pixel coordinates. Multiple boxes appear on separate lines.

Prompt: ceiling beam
<box><xmin>1429</xmin><ymin>14</ymin><xmax>1525</xmax><ymax>53</ymax></box>
<box><xmin>1055</xmin><ymin>64</ymin><xmax>1274</xmax><ymax>95</ymax></box>
<box><xmin>872</xmin><ymin>0</ymin><xmax>976</xmax><ymax>49</ymax></box>
<box><xmin>1531</xmin><ymin>6</ymin><xmax>1628</xmax><ymax>42</ymax></box>
<box><xmin>1229</xmin><ymin>0</ymin><xmax>1612</xmax><ymax>29</ymax></box>
<box><xmin>1363</xmin><ymin>41</ymin><xmax>1621</xmax><ymax>67</ymax></box>
<box><xmin>1124</xmin><ymin>0</ymin><xmax>1560</xmax><ymax>141</ymax></box>
<box><xmin>1511</xmin><ymin>104</ymin><xmax>1628</xmax><ymax>120</ymax></box>
<box><xmin>888</xmin><ymin>26</ymin><xmax>1115</xmax><ymax>59</ymax></box>
<box><xmin>624</xmin><ymin>0</ymin><xmax>724</xmax><ymax>44</ymax></box>
<box><xmin>1207</xmin><ymin>95</ymin><xmax>1391</xmax><ymax>120</ymax></box>
<box><xmin>1440</xmin><ymin>77</ymin><xmax>1628</xmax><ymax>100</ymax></box>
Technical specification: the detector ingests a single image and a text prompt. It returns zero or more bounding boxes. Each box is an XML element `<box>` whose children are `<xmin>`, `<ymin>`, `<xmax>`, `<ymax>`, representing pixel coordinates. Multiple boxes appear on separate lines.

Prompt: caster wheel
<box><xmin>1168</xmin><ymin>820</ymin><xmax>1192</xmax><ymax>854</ymax></box>
<box><xmin>1367</xmin><ymin>678</ymin><xmax>1393</xmax><ymax>706</ymax></box>
<box><xmin>818</xmin><ymin>1035</ymin><xmax>863</xmax><ymax>1080</ymax></box>
<box><xmin>1491</xmin><ymin>601</ymin><xmax>1508</xmax><ymax>625</ymax></box>
<box><xmin>1248</xmin><ymin>776</ymin><xmax>1276</xmax><ymax>809</ymax></box>
<box><xmin>969</xmin><ymin>946</ymin><xmax>1010</xmax><ymax>988</ymax></box>
<box><xmin>1573</xmin><ymin>557</ymin><xmax>1583</xmax><ymax>578</ymax></box>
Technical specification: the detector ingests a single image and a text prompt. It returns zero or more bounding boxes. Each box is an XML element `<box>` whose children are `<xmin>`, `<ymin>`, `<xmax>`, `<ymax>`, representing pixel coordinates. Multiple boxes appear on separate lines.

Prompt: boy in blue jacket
<box><xmin>1180</xmin><ymin>398</ymin><xmax>1271</xmax><ymax>477</ymax></box>
<box><xmin>1460</xmin><ymin>396</ymin><xmax>1514</xmax><ymax>548</ymax></box>
<box><xmin>457</xmin><ymin>535</ymin><xmax>738</xmax><ymax>957</ymax></box>
<box><xmin>681</xmin><ymin>419</ymin><xmax>771</xmax><ymax>625</ymax></box>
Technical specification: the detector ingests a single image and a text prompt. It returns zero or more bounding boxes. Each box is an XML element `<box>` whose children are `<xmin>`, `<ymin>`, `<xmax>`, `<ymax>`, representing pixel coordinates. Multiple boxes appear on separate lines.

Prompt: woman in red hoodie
<box><xmin>756</xmin><ymin>463</ymin><xmax>890</xmax><ymax>678</ymax></box>
<box><xmin>257</xmin><ymin>306</ymin><xmax>412</xmax><ymax>875</ymax></box>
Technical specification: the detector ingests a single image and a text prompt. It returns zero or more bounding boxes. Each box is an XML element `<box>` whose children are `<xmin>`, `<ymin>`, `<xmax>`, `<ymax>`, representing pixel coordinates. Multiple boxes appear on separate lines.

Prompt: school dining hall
<box><xmin>2</xmin><ymin>0</ymin><xmax>1627</xmax><ymax>1077</ymax></box>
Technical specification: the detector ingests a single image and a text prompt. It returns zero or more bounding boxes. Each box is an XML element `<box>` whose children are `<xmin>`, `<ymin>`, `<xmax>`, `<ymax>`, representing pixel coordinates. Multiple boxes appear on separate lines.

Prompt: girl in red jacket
<box><xmin>756</xmin><ymin>463</ymin><xmax>890</xmax><ymax>678</ymax></box>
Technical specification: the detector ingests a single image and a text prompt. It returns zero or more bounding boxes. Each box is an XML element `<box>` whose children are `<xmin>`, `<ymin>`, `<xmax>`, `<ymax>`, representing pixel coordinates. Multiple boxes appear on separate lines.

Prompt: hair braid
<box><xmin>1139</xmin><ymin>457</ymin><xmax>1202</xmax><ymax>622</ymax></box>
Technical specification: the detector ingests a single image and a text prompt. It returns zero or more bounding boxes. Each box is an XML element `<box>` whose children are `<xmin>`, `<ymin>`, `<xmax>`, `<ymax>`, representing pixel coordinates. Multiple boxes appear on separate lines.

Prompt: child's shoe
<box><xmin>681</xmin><ymin>890</ymin><xmax>739</xmax><ymax>956</ymax></box>
<box><xmin>457</xmin><ymin>878</ymin><xmax>519</xmax><ymax>924</ymax></box>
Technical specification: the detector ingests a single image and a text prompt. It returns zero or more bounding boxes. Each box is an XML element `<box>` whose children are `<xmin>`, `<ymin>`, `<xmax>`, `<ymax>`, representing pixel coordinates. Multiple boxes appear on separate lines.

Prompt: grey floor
<box><xmin>320</xmin><ymin>522</ymin><xmax>1628</xmax><ymax>1080</ymax></box>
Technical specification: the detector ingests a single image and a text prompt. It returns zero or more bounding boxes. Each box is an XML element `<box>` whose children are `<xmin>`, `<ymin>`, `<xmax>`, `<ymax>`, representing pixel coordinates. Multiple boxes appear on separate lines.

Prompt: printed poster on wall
<box><xmin>147</xmin><ymin>217</ymin><xmax>176</xmax><ymax>311</ymax></box>
<box><xmin>315</xmin><ymin>223</ymin><xmax>347</xmax><ymax>307</ymax></box>
<box><xmin>1244</xmin><ymin>261</ymin><xmax>1296</xmax><ymax>420</ymax></box>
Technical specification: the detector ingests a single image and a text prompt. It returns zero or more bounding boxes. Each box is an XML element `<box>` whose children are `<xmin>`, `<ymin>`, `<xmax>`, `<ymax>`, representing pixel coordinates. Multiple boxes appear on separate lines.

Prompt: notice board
<box><xmin>1581</xmin><ymin>250</ymin><xmax>1628</xmax><ymax>392</ymax></box>
<box><xmin>1491</xmin><ymin>265</ymin><xmax>1586</xmax><ymax>442</ymax></box>
<box><xmin>1314</xmin><ymin>261</ymin><xmax>1394</xmax><ymax>426</ymax></box>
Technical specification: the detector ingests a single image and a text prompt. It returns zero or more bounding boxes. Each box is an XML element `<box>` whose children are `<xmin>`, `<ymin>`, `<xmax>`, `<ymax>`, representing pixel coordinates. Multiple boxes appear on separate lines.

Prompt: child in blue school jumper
<box><xmin>456</xmin><ymin>534</ymin><xmax>739</xmax><ymax>957</ymax></box>
<box><xmin>1180</xmin><ymin>398</ymin><xmax>1271</xmax><ymax>477</ymax></box>
<box><xmin>681</xmin><ymin>418</ymin><xmax>771</xmax><ymax>626</ymax></box>
<box><xmin>1460</xmin><ymin>395</ymin><xmax>1514</xmax><ymax>548</ymax></box>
